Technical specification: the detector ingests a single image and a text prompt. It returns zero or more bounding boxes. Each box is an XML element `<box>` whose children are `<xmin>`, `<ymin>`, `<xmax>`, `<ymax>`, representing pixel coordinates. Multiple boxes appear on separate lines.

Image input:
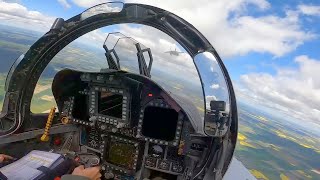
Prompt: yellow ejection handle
<box><xmin>40</xmin><ymin>107</ymin><xmax>56</xmax><ymax>142</ymax></box>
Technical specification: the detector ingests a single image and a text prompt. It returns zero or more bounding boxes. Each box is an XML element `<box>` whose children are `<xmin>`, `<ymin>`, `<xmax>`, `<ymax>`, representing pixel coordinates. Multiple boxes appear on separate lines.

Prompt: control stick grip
<box><xmin>74</xmin><ymin>153</ymin><xmax>101</xmax><ymax>168</ymax></box>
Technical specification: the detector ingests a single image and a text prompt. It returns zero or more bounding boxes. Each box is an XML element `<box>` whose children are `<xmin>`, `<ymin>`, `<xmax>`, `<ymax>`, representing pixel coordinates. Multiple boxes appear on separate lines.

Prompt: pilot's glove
<box><xmin>61</xmin><ymin>165</ymin><xmax>101</xmax><ymax>180</ymax></box>
<box><xmin>0</xmin><ymin>154</ymin><xmax>13</xmax><ymax>163</ymax></box>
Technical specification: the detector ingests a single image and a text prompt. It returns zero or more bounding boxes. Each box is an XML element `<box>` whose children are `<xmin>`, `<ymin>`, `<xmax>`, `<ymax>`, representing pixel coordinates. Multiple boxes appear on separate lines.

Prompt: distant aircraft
<box><xmin>165</xmin><ymin>48</ymin><xmax>184</xmax><ymax>56</ymax></box>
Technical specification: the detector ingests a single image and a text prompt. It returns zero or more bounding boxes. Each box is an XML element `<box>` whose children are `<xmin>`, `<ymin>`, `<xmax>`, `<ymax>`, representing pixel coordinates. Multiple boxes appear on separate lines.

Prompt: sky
<box><xmin>0</xmin><ymin>0</ymin><xmax>320</xmax><ymax>132</ymax></box>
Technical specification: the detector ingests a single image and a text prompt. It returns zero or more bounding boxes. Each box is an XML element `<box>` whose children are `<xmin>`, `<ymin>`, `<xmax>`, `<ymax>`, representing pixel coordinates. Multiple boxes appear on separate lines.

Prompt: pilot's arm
<box><xmin>0</xmin><ymin>154</ymin><xmax>101</xmax><ymax>180</ymax></box>
<box><xmin>0</xmin><ymin>154</ymin><xmax>13</xmax><ymax>163</ymax></box>
<box><xmin>61</xmin><ymin>165</ymin><xmax>102</xmax><ymax>180</ymax></box>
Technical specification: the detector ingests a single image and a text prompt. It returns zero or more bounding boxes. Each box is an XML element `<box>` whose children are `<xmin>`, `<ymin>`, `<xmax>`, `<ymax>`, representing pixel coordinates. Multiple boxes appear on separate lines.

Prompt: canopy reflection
<box><xmin>194</xmin><ymin>52</ymin><xmax>230</xmax><ymax>136</ymax></box>
<box><xmin>80</xmin><ymin>2</ymin><xmax>124</xmax><ymax>21</ymax></box>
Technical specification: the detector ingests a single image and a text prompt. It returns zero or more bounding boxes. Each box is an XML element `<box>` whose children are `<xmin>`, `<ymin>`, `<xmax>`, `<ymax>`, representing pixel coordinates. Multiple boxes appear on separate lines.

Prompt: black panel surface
<box><xmin>142</xmin><ymin>107</ymin><xmax>178</xmax><ymax>141</ymax></box>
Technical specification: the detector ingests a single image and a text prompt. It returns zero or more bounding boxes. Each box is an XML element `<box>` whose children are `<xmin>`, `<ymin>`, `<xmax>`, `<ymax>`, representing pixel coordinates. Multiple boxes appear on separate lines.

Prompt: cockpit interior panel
<box><xmin>49</xmin><ymin>69</ymin><xmax>197</xmax><ymax>179</ymax></box>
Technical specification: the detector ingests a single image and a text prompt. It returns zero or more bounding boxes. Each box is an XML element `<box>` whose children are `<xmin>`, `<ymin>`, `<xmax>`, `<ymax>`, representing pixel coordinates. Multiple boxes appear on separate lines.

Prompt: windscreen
<box><xmin>103</xmin><ymin>27</ymin><xmax>204</xmax><ymax>127</ymax></box>
<box><xmin>24</xmin><ymin>23</ymin><xmax>204</xmax><ymax>133</ymax></box>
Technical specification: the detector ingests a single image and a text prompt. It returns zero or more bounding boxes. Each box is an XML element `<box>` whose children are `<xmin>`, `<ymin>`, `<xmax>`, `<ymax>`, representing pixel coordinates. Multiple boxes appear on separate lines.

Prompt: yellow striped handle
<box><xmin>40</xmin><ymin>107</ymin><xmax>56</xmax><ymax>142</ymax></box>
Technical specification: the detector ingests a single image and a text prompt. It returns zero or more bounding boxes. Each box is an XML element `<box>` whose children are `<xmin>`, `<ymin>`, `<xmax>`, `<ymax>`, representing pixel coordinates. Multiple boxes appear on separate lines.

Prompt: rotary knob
<box><xmin>151</xmin><ymin>145</ymin><xmax>163</xmax><ymax>158</ymax></box>
<box><xmin>111</xmin><ymin>128</ymin><xmax>118</xmax><ymax>133</ymax></box>
<box><xmin>104</xmin><ymin>172</ymin><xmax>114</xmax><ymax>179</ymax></box>
<box><xmin>145</xmin><ymin>157</ymin><xmax>157</xmax><ymax>167</ymax></box>
<box><xmin>172</xmin><ymin>163</ymin><xmax>184</xmax><ymax>173</ymax></box>
<box><xmin>89</xmin><ymin>140</ymin><xmax>97</xmax><ymax>148</ymax></box>
<box><xmin>158</xmin><ymin>160</ymin><xmax>170</xmax><ymax>170</ymax></box>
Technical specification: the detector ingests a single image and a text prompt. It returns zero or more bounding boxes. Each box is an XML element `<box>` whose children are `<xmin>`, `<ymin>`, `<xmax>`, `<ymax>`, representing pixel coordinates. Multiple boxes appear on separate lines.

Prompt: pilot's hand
<box><xmin>72</xmin><ymin>165</ymin><xmax>102</xmax><ymax>180</ymax></box>
<box><xmin>0</xmin><ymin>154</ymin><xmax>13</xmax><ymax>163</ymax></box>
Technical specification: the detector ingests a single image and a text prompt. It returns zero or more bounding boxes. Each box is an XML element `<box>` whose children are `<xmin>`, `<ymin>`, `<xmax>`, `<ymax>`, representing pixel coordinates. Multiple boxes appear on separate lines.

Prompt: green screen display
<box><xmin>107</xmin><ymin>142</ymin><xmax>136</xmax><ymax>169</ymax></box>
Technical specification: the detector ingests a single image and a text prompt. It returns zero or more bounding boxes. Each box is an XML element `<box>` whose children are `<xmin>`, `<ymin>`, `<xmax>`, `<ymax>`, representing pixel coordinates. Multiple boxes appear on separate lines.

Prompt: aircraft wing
<box><xmin>223</xmin><ymin>158</ymin><xmax>257</xmax><ymax>180</ymax></box>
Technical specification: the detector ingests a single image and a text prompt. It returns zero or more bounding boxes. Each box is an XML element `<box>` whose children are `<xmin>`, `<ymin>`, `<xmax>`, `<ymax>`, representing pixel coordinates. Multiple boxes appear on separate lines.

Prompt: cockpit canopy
<box><xmin>0</xmin><ymin>2</ymin><xmax>235</xmax><ymax>138</ymax></box>
<box><xmin>0</xmin><ymin>3</ymin><xmax>238</xmax><ymax>179</ymax></box>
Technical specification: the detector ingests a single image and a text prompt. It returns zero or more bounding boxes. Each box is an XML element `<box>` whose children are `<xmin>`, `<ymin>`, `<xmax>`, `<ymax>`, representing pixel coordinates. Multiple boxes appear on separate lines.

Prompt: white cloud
<box><xmin>238</xmin><ymin>55</ymin><xmax>320</xmax><ymax>126</ymax></box>
<box><xmin>206</xmin><ymin>95</ymin><xmax>218</xmax><ymax>108</ymax></box>
<box><xmin>71</xmin><ymin>0</ymin><xmax>107</xmax><ymax>8</ymax></box>
<box><xmin>298</xmin><ymin>4</ymin><xmax>320</xmax><ymax>16</ymax></box>
<box><xmin>122</xmin><ymin>0</ymin><xmax>315</xmax><ymax>58</ymax></box>
<box><xmin>58</xmin><ymin>0</ymin><xmax>71</xmax><ymax>9</ymax></box>
<box><xmin>210</xmin><ymin>84</ymin><xmax>220</xmax><ymax>89</ymax></box>
<box><xmin>1</xmin><ymin>0</ymin><xmax>316</xmax><ymax>57</ymax></box>
<box><xmin>80</xmin><ymin>29</ymin><xmax>107</xmax><ymax>44</ymax></box>
<box><xmin>0</xmin><ymin>1</ymin><xmax>55</xmax><ymax>31</ymax></box>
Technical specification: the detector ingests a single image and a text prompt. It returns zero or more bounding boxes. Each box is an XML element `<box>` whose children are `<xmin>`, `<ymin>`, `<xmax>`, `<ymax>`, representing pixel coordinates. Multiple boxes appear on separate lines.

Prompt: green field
<box><xmin>0</xmin><ymin>39</ymin><xmax>29</xmax><ymax>52</ymax></box>
<box><xmin>235</xmin><ymin>105</ymin><xmax>320</xmax><ymax>180</ymax></box>
<box><xmin>30</xmin><ymin>78</ymin><xmax>57</xmax><ymax>113</ymax></box>
<box><xmin>0</xmin><ymin>74</ymin><xmax>56</xmax><ymax>113</ymax></box>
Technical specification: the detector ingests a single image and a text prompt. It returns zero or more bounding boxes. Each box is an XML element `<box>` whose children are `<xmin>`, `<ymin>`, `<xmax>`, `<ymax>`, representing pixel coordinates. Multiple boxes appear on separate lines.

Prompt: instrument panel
<box><xmin>52</xmin><ymin>69</ymin><xmax>196</xmax><ymax>179</ymax></box>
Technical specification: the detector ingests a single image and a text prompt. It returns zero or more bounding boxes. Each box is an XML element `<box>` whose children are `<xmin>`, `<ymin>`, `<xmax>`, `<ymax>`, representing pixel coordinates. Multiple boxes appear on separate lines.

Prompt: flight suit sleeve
<box><xmin>61</xmin><ymin>174</ymin><xmax>90</xmax><ymax>180</ymax></box>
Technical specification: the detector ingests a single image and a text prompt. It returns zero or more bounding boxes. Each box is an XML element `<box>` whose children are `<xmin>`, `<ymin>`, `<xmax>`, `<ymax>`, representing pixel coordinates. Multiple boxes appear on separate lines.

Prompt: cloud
<box><xmin>80</xmin><ymin>29</ymin><xmax>108</xmax><ymax>44</ymax></box>
<box><xmin>58</xmin><ymin>0</ymin><xmax>71</xmax><ymax>9</ymax></box>
<box><xmin>121</xmin><ymin>0</ymin><xmax>315</xmax><ymax>58</ymax></box>
<box><xmin>206</xmin><ymin>95</ymin><xmax>218</xmax><ymax>108</ymax></box>
<box><xmin>298</xmin><ymin>4</ymin><xmax>320</xmax><ymax>16</ymax></box>
<box><xmin>71</xmin><ymin>0</ymin><xmax>107</xmax><ymax>8</ymax></box>
<box><xmin>238</xmin><ymin>55</ymin><xmax>320</xmax><ymax>126</ymax></box>
<box><xmin>210</xmin><ymin>84</ymin><xmax>220</xmax><ymax>89</ymax></box>
<box><xmin>0</xmin><ymin>1</ymin><xmax>55</xmax><ymax>31</ymax></box>
<box><xmin>1</xmin><ymin>0</ymin><xmax>316</xmax><ymax>57</ymax></box>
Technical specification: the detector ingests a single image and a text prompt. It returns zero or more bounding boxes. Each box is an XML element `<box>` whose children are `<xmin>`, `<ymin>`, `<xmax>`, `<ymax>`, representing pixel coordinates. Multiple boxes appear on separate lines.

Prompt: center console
<box><xmin>52</xmin><ymin>70</ymin><xmax>204</xmax><ymax>180</ymax></box>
